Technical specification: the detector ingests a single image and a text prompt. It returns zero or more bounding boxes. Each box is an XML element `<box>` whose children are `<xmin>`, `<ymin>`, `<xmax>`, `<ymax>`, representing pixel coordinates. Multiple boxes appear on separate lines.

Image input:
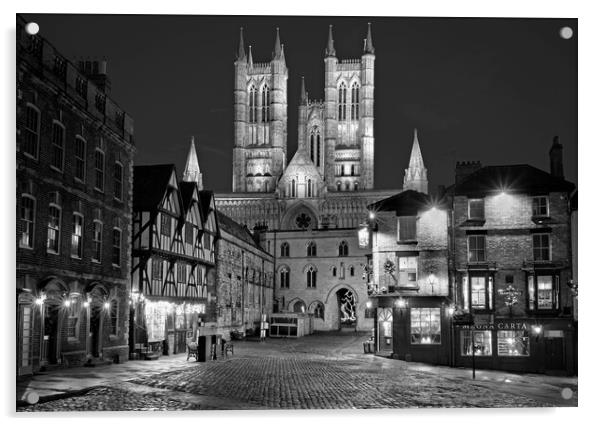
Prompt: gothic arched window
<box><xmin>310</xmin><ymin>134</ymin><xmax>315</xmax><ymax>163</ymax></box>
<box><xmin>350</xmin><ymin>265</ymin><xmax>355</xmax><ymax>276</ymax></box>
<box><xmin>279</xmin><ymin>267</ymin><xmax>290</xmax><ymax>289</ymax></box>
<box><xmin>332</xmin><ymin>267</ymin><xmax>337</xmax><ymax>277</ymax></box>
<box><xmin>249</xmin><ymin>85</ymin><xmax>257</xmax><ymax>124</ymax></box>
<box><xmin>306</xmin><ymin>266</ymin><xmax>317</xmax><ymax>288</ymax></box>
<box><xmin>338</xmin><ymin>241</ymin><xmax>349</xmax><ymax>257</ymax></box>
<box><xmin>307</xmin><ymin>179</ymin><xmax>312</xmax><ymax>197</ymax></box>
<box><xmin>314</xmin><ymin>302</ymin><xmax>324</xmax><ymax>319</ymax></box>
<box><xmin>350</xmin><ymin>164</ymin><xmax>355</xmax><ymax>176</ymax></box>
<box><xmin>345</xmin><ymin>182</ymin><xmax>350</xmax><ymax>191</ymax></box>
<box><xmin>351</xmin><ymin>82</ymin><xmax>360</xmax><ymax>120</ymax></box>
<box><xmin>354</xmin><ymin>181</ymin><xmax>359</xmax><ymax>191</ymax></box>
<box><xmin>261</xmin><ymin>85</ymin><xmax>270</xmax><ymax>123</ymax></box>
<box><xmin>307</xmin><ymin>241</ymin><xmax>316</xmax><ymax>257</ymax></box>
<box><xmin>291</xmin><ymin>179</ymin><xmax>296</xmax><ymax>197</ymax></box>
<box><xmin>336</xmin><ymin>181</ymin><xmax>341</xmax><ymax>192</ymax></box>
<box><xmin>280</xmin><ymin>242</ymin><xmax>290</xmax><ymax>257</ymax></box>
<box><xmin>338</xmin><ymin>82</ymin><xmax>347</xmax><ymax>121</ymax></box>
<box><xmin>316</xmin><ymin>134</ymin><xmax>321</xmax><ymax>167</ymax></box>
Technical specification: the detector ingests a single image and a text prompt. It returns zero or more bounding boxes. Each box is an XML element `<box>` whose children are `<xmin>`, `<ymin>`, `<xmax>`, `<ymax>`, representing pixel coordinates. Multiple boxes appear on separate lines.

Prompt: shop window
<box><xmin>410</xmin><ymin>308</ymin><xmax>441</xmax><ymax>344</ymax></box>
<box><xmin>533</xmin><ymin>234</ymin><xmax>551</xmax><ymax>262</ymax></box>
<box><xmin>397</xmin><ymin>216</ymin><xmax>416</xmax><ymax>241</ymax></box>
<box><xmin>468</xmin><ymin>235</ymin><xmax>486</xmax><ymax>262</ymax></box>
<box><xmin>528</xmin><ymin>274</ymin><xmax>559</xmax><ymax>310</ymax></box>
<box><xmin>307</xmin><ymin>241</ymin><xmax>317</xmax><ymax>257</ymax></box>
<box><xmin>469</xmin><ymin>275</ymin><xmax>494</xmax><ymax>311</ymax></box>
<box><xmin>532</xmin><ymin>196</ymin><xmax>549</xmax><ymax>217</ymax></box>
<box><xmin>497</xmin><ymin>330</ymin><xmax>530</xmax><ymax>356</ymax></box>
<box><xmin>468</xmin><ymin>198</ymin><xmax>484</xmax><ymax>220</ymax></box>
<box><xmin>460</xmin><ymin>330</ymin><xmax>492</xmax><ymax>356</ymax></box>
<box><xmin>398</xmin><ymin>256</ymin><xmax>418</xmax><ymax>287</ymax></box>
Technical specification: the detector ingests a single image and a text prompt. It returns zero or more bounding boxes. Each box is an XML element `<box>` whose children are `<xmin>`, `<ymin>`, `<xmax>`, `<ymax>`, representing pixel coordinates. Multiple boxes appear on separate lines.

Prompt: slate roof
<box><xmin>367</xmin><ymin>190</ymin><xmax>433</xmax><ymax>216</ymax></box>
<box><xmin>450</xmin><ymin>164</ymin><xmax>575</xmax><ymax>197</ymax></box>
<box><xmin>216</xmin><ymin>210</ymin><xmax>266</xmax><ymax>252</ymax></box>
<box><xmin>133</xmin><ymin>164</ymin><xmax>175</xmax><ymax>211</ymax></box>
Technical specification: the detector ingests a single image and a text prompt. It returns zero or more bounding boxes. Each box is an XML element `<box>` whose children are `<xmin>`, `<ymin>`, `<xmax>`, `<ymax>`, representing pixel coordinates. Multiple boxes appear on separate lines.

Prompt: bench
<box><xmin>222</xmin><ymin>342</ymin><xmax>234</xmax><ymax>357</ymax></box>
<box><xmin>186</xmin><ymin>343</ymin><xmax>198</xmax><ymax>361</ymax></box>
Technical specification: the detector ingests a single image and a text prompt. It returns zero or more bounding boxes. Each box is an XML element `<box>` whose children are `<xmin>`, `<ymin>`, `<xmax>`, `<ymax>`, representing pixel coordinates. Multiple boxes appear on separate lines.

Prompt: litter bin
<box><xmin>363</xmin><ymin>341</ymin><xmax>372</xmax><ymax>353</ymax></box>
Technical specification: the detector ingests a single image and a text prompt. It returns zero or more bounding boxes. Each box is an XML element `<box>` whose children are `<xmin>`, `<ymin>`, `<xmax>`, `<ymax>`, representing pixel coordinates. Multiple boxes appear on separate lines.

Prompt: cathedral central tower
<box><xmin>232</xmin><ymin>28</ymin><xmax>288</xmax><ymax>193</ymax></box>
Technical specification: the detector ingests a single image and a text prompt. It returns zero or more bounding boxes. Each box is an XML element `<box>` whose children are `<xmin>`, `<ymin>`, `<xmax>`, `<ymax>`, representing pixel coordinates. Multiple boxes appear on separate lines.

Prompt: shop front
<box><xmin>453</xmin><ymin>317</ymin><xmax>576</xmax><ymax>375</ymax></box>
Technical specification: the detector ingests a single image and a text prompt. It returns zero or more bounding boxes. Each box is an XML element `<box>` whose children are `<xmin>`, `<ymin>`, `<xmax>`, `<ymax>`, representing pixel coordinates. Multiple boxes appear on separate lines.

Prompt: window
<box><xmin>410</xmin><ymin>308</ymin><xmax>441</xmax><ymax>344</ymax></box>
<box><xmin>338</xmin><ymin>241</ymin><xmax>349</xmax><ymax>257</ymax></box>
<box><xmin>74</xmin><ymin>136</ymin><xmax>86</xmax><ymax>182</ymax></box>
<box><xmin>51</xmin><ymin>121</ymin><xmax>65</xmax><ymax>171</ymax></box>
<box><xmin>397</xmin><ymin>216</ymin><xmax>417</xmax><ymax>241</ymax></box>
<box><xmin>533</xmin><ymin>234</ymin><xmax>551</xmax><ymax>261</ymax></box>
<box><xmin>497</xmin><ymin>330</ymin><xmax>530</xmax><ymax>356</ymax></box>
<box><xmin>316</xmin><ymin>134</ymin><xmax>321</xmax><ymax>167</ymax></box>
<box><xmin>336</xmin><ymin>181</ymin><xmax>341</xmax><ymax>192</ymax></box>
<box><xmin>280</xmin><ymin>268</ymin><xmax>290</xmax><ymax>289</ymax></box>
<box><xmin>114</xmin><ymin>162</ymin><xmax>123</xmax><ymax>201</ymax></box>
<box><xmin>306</xmin><ymin>266</ymin><xmax>317</xmax><ymax>288</ymax></box>
<box><xmin>468</xmin><ymin>198</ymin><xmax>484</xmax><ymax>220</ymax></box>
<box><xmin>75</xmin><ymin>76</ymin><xmax>87</xmax><ymax>99</ymax></box>
<box><xmin>47</xmin><ymin>204</ymin><xmax>61</xmax><ymax>254</ymax></box>
<box><xmin>152</xmin><ymin>258</ymin><xmax>163</xmax><ymax>280</ymax></box>
<box><xmin>291</xmin><ymin>179</ymin><xmax>296</xmax><ymax>197</ymax></box>
<box><xmin>261</xmin><ymin>86</ymin><xmax>270</xmax><ymax>123</ymax></box>
<box><xmin>528</xmin><ymin>274</ymin><xmax>559</xmax><ymax>310</ymax></box>
<box><xmin>338</xmin><ymin>82</ymin><xmax>347</xmax><ymax>121</ymax></box>
<box><xmin>71</xmin><ymin>213</ymin><xmax>84</xmax><ymax>259</ymax></box>
<box><xmin>350</xmin><ymin>266</ymin><xmax>355</xmax><ymax>277</ymax></box>
<box><xmin>351</xmin><ymin>82</ymin><xmax>359</xmax><ymax>120</ymax></box>
<box><xmin>249</xmin><ymin>85</ymin><xmax>257</xmax><ymax>124</ymax></box>
<box><xmin>532</xmin><ymin>196</ymin><xmax>549</xmax><ymax>217</ymax></box>
<box><xmin>53</xmin><ymin>55</ymin><xmax>67</xmax><ymax>80</ymax></box>
<box><xmin>66</xmin><ymin>297</ymin><xmax>80</xmax><ymax>339</ymax></box>
<box><xmin>185</xmin><ymin>223</ymin><xmax>193</xmax><ymax>244</ymax></box>
<box><xmin>339</xmin><ymin>262</ymin><xmax>345</xmax><ymax>279</ymax></box>
<box><xmin>109</xmin><ymin>300</ymin><xmax>118</xmax><ymax>335</ymax></box>
<box><xmin>307</xmin><ymin>179</ymin><xmax>312</xmax><ymax>197</ymax></box>
<box><xmin>345</xmin><ymin>182</ymin><xmax>350</xmax><ymax>191</ymax></box>
<box><xmin>177</xmin><ymin>263</ymin><xmax>186</xmax><ymax>283</ymax></box>
<box><xmin>307</xmin><ymin>241</ymin><xmax>316</xmax><ymax>257</ymax></box>
<box><xmin>354</xmin><ymin>182</ymin><xmax>359</xmax><ymax>191</ymax></box>
<box><xmin>94</xmin><ymin>149</ymin><xmax>105</xmax><ymax>191</ymax></box>
<box><xmin>112</xmin><ymin>228</ymin><xmax>121</xmax><ymax>266</ymax></box>
<box><xmin>460</xmin><ymin>330</ymin><xmax>492</xmax><ymax>356</ymax></box>
<box><xmin>398</xmin><ymin>257</ymin><xmax>418</xmax><ymax>286</ymax></box>
<box><xmin>470</xmin><ymin>275</ymin><xmax>494</xmax><ymax>311</ymax></box>
<box><xmin>92</xmin><ymin>220</ymin><xmax>102</xmax><ymax>262</ymax></box>
<box><xmin>20</xmin><ymin>195</ymin><xmax>35</xmax><ymax>249</ymax></box>
<box><xmin>95</xmin><ymin>93</ymin><xmax>106</xmax><ymax>113</ymax></box>
<box><xmin>161</xmin><ymin>214</ymin><xmax>171</xmax><ymax>236</ymax></box>
<box><xmin>350</xmin><ymin>164</ymin><xmax>355</xmax><ymax>176</ymax></box>
<box><xmin>314</xmin><ymin>303</ymin><xmax>324</xmax><ymax>320</ymax></box>
<box><xmin>280</xmin><ymin>242</ymin><xmax>289</xmax><ymax>257</ymax></box>
<box><xmin>332</xmin><ymin>267</ymin><xmax>337</xmax><ymax>277</ymax></box>
<box><xmin>468</xmin><ymin>235</ymin><xmax>486</xmax><ymax>262</ymax></box>
<box><xmin>22</xmin><ymin>104</ymin><xmax>40</xmax><ymax>158</ymax></box>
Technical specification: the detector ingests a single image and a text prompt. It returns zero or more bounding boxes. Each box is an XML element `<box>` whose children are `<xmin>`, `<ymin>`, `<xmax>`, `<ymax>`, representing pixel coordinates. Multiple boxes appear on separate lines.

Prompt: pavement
<box><xmin>16</xmin><ymin>331</ymin><xmax>578</xmax><ymax>411</ymax></box>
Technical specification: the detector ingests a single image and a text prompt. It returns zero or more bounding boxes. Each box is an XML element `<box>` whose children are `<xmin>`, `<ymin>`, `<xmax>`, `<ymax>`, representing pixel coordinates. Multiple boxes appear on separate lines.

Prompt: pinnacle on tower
<box><xmin>237</xmin><ymin>27</ymin><xmax>246</xmax><ymax>62</ymax></box>
<box><xmin>364</xmin><ymin>22</ymin><xmax>375</xmax><ymax>54</ymax></box>
<box><xmin>183</xmin><ymin>136</ymin><xmax>203</xmax><ymax>190</ymax></box>
<box><xmin>248</xmin><ymin>45</ymin><xmax>253</xmax><ymax>67</ymax></box>
<box><xmin>403</xmin><ymin>128</ymin><xmax>428</xmax><ymax>194</ymax></box>
<box><xmin>299</xmin><ymin>76</ymin><xmax>308</xmax><ymax>105</ymax></box>
<box><xmin>325</xmin><ymin>25</ymin><xmax>336</xmax><ymax>57</ymax></box>
<box><xmin>273</xmin><ymin>27</ymin><xmax>282</xmax><ymax>59</ymax></box>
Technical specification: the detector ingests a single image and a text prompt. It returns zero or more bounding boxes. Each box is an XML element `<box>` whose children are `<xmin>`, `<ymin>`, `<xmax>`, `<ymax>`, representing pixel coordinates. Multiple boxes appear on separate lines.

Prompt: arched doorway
<box><xmin>87</xmin><ymin>285</ymin><xmax>108</xmax><ymax>358</ymax></box>
<box><xmin>377</xmin><ymin>308</ymin><xmax>393</xmax><ymax>353</ymax></box>
<box><xmin>39</xmin><ymin>278</ymin><xmax>68</xmax><ymax>366</ymax></box>
<box><xmin>336</xmin><ymin>288</ymin><xmax>357</xmax><ymax>331</ymax></box>
<box><xmin>292</xmin><ymin>300</ymin><xmax>306</xmax><ymax>313</ymax></box>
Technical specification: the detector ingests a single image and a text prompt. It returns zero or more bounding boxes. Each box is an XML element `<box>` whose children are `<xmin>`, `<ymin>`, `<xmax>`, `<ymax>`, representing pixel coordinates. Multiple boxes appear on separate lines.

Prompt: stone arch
<box><xmin>38</xmin><ymin>276</ymin><xmax>69</xmax><ymax>304</ymax></box>
<box><xmin>324</xmin><ymin>283</ymin><xmax>359</xmax><ymax>306</ymax></box>
<box><xmin>308</xmin><ymin>300</ymin><xmax>325</xmax><ymax>320</ymax></box>
<box><xmin>287</xmin><ymin>297</ymin><xmax>306</xmax><ymax>313</ymax></box>
<box><xmin>280</xmin><ymin>201</ymin><xmax>319</xmax><ymax>230</ymax></box>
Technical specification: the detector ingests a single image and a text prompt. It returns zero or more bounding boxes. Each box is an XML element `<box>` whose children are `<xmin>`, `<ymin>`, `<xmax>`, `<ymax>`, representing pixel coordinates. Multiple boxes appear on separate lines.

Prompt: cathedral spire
<box><xmin>364</xmin><ymin>22</ymin><xmax>375</xmax><ymax>54</ymax></box>
<box><xmin>403</xmin><ymin>129</ymin><xmax>428</xmax><ymax>194</ymax></box>
<box><xmin>237</xmin><ymin>27</ymin><xmax>246</xmax><ymax>62</ymax></box>
<box><xmin>183</xmin><ymin>136</ymin><xmax>203</xmax><ymax>190</ymax></box>
<box><xmin>248</xmin><ymin>45</ymin><xmax>253</xmax><ymax>67</ymax></box>
<box><xmin>273</xmin><ymin>27</ymin><xmax>282</xmax><ymax>59</ymax></box>
<box><xmin>299</xmin><ymin>76</ymin><xmax>308</xmax><ymax>105</ymax></box>
<box><xmin>325</xmin><ymin>24</ymin><xmax>336</xmax><ymax>57</ymax></box>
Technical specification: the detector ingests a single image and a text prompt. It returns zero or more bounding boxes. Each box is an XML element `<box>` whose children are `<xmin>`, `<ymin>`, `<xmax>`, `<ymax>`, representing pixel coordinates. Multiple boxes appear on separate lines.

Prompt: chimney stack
<box><xmin>549</xmin><ymin>136</ymin><xmax>564</xmax><ymax>179</ymax></box>
<box><xmin>455</xmin><ymin>161</ymin><xmax>482</xmax><ymax>184</ymax></box>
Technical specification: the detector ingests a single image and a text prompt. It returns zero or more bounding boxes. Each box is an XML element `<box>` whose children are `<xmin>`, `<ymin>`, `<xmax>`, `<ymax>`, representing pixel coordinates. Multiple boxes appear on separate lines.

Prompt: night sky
<box><xmin>22</xmin><ymin>14</ymin><xmax>577</xmax><ymax>191</ymax></box>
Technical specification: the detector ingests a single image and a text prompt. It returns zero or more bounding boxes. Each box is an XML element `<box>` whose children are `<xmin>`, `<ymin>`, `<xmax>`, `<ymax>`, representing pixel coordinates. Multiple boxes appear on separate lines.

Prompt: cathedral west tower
<box><xmin>232</xmin><ymin>27</ymin><xmax>288</xmax><ymax>193</ymax></box>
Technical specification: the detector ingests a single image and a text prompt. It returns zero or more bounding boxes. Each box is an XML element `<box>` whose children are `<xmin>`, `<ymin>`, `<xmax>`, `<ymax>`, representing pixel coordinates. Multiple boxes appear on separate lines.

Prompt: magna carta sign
<box><xmin>461</xmin><ymin>322</ymin><xmax>528</xmax><ymax>330</ymax></box>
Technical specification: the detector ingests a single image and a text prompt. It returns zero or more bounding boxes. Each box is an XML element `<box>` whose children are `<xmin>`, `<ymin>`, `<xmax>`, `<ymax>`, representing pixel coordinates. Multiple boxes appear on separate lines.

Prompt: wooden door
<box><xmin>544</xmin><ymin>337</ymin><xmax>565</xmax><ymax>371</ymax></box>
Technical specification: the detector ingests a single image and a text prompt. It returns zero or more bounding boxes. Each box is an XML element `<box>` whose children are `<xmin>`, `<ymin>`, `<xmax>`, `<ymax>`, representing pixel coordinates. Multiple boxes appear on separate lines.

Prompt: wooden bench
<box><xmin>186</xmin><ymin>343</ymin><xmax>198</xmax><ymax>361</ymax></box>
<box><xmin>222</xmin><ymin>342</ymin><xmax>234</xmax><ymax>357</ymax></box>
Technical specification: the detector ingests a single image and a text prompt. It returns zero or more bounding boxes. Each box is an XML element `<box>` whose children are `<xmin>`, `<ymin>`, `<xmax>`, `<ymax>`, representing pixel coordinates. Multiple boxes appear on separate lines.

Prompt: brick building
<box><xmin>16</xmin><ymin>15</ymin><xmax>135</xmax><ymax>375</ymax></box>
<box><xmin>449</xmin><ymin>138</ymin><xmax>576</xmax><ymax>375</ymax></box>
<box><xmin>130</xmin><ymin>159</ymin><xmax>218</xmax><ymax>358</ymax></box>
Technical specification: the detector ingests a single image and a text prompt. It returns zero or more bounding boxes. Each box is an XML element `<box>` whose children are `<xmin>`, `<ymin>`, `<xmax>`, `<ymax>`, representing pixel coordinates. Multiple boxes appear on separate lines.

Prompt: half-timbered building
<box><xmin>130</xmin><ymin>164</ymin><xmax>218</xmax><ymax>357</ymax></box>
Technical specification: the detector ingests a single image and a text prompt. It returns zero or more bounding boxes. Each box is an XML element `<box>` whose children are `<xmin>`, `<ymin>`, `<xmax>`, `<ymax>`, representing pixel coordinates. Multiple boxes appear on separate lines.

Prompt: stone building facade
<box><xmin>449</xmin><ymin>138</ymin><xmax>577</xmax><ymax>375</ymax></box>
<box><xmin>16</xmin><ymin>15</ymin><xmax>135</xmax><ymax>375</ymax></box>
<box><xmin>213</xmin><ymin>24</ymin><xmax>420</xmax><ymax>331</ymax></box>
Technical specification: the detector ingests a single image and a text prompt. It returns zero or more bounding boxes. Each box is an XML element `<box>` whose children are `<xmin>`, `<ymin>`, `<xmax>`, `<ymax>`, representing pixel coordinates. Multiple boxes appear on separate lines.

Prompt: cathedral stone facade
<box><xmin>211</xmin><ymin>24</ymin><xmax>430</xmax><ymax>331</ymax></box>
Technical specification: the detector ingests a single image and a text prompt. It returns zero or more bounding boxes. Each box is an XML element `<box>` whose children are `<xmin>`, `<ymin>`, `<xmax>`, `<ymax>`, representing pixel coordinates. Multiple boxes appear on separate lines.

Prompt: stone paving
<box><xmin>17</xmin><ymin>331</ymin><xmax>577</xmax><ymax>411</ymax></box>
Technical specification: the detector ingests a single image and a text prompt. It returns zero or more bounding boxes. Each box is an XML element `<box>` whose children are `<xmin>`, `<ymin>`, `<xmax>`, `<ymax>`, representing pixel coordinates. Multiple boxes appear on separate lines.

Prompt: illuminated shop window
<box><xmin>460</xmin><ymin>330</ymin><xmax>492</xmax><ymax>356</ymax></box>
<box><xmin>410</xmin><ymin>308</ymin><xmax>441</xmax><ymax>344</ymax></box>
<box><xmin>497</xmin><ymin>330</ymin><xmax>530</xmax><ymax>357</ymax></box>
